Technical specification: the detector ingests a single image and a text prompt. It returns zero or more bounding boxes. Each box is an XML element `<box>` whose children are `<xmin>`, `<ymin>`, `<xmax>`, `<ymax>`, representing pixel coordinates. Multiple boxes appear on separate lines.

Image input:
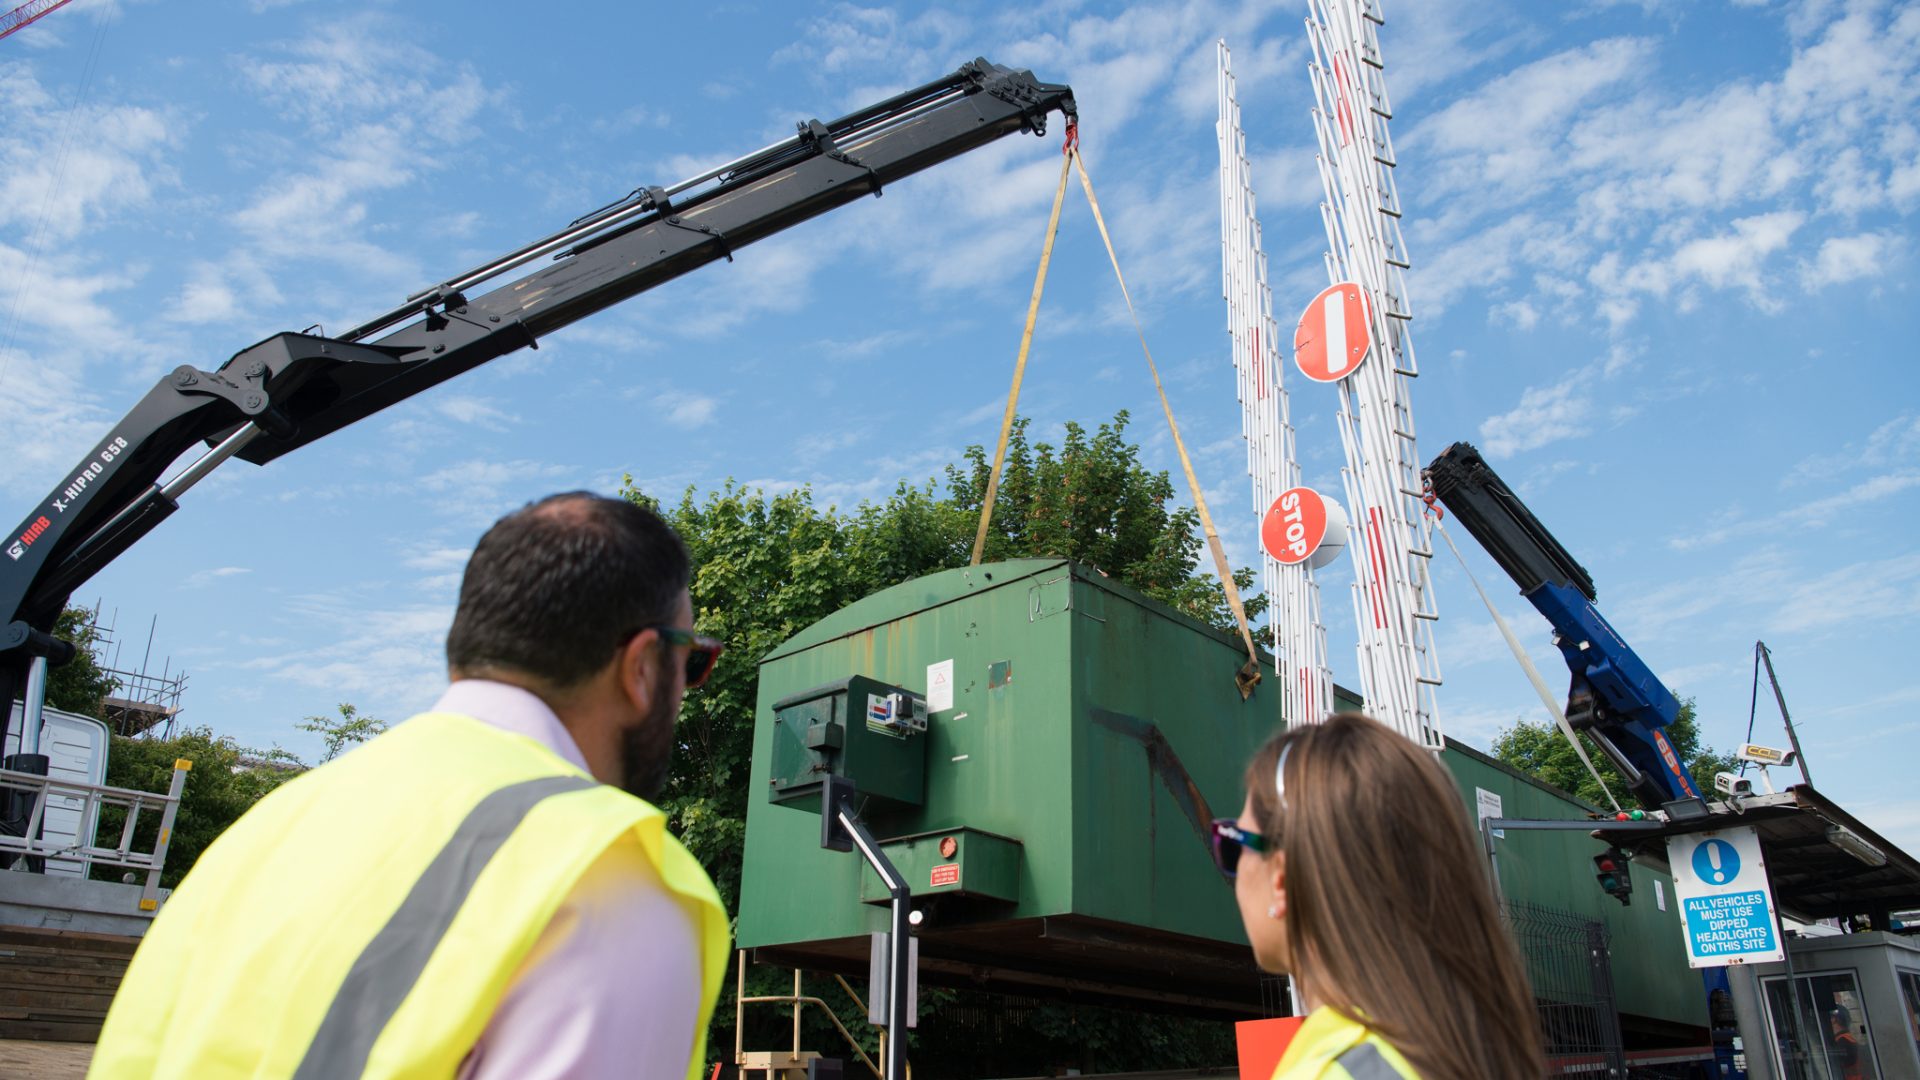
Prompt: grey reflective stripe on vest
<box><xmin>1334</xmin><ymin>1041</ymin><xmax>1406</xmax><ymax>1080</ymax></box>
<box><xmin>292</xmin><ymin>774</ymin><xmax>596</xmax><ymax>1080</ymax></box>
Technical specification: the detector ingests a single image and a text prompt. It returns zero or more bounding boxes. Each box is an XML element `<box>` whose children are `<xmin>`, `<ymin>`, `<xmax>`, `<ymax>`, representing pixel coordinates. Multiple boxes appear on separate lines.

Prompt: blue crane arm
<box><xmin>1426</xmin><ymin>442</ymin><xmax>1700</xmax><ymax>811</ymax></box>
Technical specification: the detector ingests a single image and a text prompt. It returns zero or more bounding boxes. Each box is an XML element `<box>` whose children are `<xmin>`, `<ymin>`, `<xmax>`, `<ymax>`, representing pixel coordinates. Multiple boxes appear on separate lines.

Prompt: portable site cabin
<box><xmin>736</xmin><ymin>559</ymin><xmax>1707</xmax><ymax>1047</ymax></box>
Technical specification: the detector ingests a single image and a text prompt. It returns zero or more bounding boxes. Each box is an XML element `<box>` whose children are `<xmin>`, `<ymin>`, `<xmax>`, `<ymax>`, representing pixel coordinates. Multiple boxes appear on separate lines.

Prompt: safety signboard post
<box><xmin>1666</xmin><ymin>825</ymin><xmax>1784</xmax><ymax>968</ymax></box>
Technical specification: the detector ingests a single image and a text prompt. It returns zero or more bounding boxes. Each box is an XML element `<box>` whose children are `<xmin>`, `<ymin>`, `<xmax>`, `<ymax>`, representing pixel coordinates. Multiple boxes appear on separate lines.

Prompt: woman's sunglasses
<box><xmin>1209</xmin><ymin>818</ymin><xmax>1268</xmax><ymax>880</ymax></box>
<box><xmin>1208</xmin><ymin>742</ymin><xmax>1293</xmax><ymax>880</ymax></box>
<box><xmin>637</xmin><ymin>625</ymin><xmax>725</xmax><ymax>688</ymax></box>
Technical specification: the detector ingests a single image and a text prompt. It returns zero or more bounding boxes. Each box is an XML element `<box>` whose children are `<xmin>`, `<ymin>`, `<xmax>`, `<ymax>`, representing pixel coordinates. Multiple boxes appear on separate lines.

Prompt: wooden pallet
<box><xmin>0</xmin><ymin>927</ymin><xmax>138</xmax><ymax>1043</ymax></box>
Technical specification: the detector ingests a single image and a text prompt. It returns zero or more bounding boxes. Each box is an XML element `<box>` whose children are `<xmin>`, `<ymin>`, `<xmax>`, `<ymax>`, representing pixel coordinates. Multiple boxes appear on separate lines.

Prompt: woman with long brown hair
<box><xmin>1212</xmin><ymin>712</ymin><xmax>1546</xmax><ymax>1079</ymax></box>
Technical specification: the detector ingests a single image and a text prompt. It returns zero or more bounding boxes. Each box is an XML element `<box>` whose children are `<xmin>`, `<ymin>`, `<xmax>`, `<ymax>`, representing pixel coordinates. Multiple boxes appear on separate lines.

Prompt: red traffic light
<box><xmin>1592</xmin><ymin>846</ymin><xmax>1633</xmax><ymax>906</ymax></box>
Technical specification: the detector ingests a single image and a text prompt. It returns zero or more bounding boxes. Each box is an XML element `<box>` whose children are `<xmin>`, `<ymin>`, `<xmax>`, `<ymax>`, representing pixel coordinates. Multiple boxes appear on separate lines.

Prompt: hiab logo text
<box><xmin>9</xmin><ymin>516</ymin><xmax>51</xmax><ymax>560</ymax></box>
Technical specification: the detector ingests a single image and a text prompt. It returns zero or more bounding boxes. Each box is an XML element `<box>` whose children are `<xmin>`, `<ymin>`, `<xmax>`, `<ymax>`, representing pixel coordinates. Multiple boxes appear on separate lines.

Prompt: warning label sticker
<box><xmin>930</xmin><ymin>863</ymin><xmax>959</xmax><ymax>888</ymax></box>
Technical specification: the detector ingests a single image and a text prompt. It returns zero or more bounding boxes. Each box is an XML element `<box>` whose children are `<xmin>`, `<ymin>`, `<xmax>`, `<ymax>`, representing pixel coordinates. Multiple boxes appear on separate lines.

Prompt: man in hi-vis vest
<box><xmin>93</xmin><ymin>493</ymin><xmax>731</xmax><ymax>1080</ymax></box>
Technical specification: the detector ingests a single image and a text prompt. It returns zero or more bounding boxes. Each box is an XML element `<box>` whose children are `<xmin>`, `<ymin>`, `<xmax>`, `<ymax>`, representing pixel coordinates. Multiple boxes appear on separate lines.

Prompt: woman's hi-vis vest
<box><xmin>1272</xmin><ymin>1007</ymin><xmax>1422</xmax><ymax>1080</ymax></box>
<box><xmin>90</xmin><ymin>712</ymin><xmax>730</xmax><ymax>1080</ymax></box>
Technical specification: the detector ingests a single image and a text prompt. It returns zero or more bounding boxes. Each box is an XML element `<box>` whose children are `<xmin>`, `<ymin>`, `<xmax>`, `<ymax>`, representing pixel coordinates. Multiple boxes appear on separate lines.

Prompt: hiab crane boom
<box><xmin>0</xmin><ymin>59</ymin><xmax>1077</xmax><ymax>745</ymax></box>
<box><xmin>1424</xmin><ymin>441</ymin><xmax>1702</xmax><ymax>812</ymax></box>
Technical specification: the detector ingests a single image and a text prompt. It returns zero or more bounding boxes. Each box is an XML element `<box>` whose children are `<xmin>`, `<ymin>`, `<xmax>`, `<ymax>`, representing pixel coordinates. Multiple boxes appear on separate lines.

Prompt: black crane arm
<box><xmin>0</xmin><ymin>59</ymin><xmax>1076</xmax><ymax>719</ymax></box>
<box><xmin>1424</xmin><ymin>442</ymin><xmax>1595</xmax><ymax>601</ymax></box>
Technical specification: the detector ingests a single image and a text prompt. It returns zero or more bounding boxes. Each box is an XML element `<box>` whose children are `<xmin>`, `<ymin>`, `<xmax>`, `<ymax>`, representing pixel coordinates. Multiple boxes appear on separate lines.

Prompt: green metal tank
<box><xmin>737</xmin><ymin>558</ymin><xmax>1705</xmax><ymax>1035</ymax></box>
<box><xmin>740</xmin><ymin>559</ymin><xmax>1301</xmax><ymax>1012</ymax></box>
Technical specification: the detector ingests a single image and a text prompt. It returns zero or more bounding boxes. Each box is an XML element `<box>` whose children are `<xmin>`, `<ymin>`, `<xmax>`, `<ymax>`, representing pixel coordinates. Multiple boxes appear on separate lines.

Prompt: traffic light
<box><xmin>1593</xmin><ymin>846</ymin><xmax>1633</xmax><ymax>906</ymax></box>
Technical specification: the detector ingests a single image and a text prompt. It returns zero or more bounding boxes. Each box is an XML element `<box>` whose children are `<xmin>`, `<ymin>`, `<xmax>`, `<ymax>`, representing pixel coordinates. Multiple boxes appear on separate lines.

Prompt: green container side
<box><xmin>1064</xmin><ymin>568</ymin><xmax>1285</xmax><ymax>941</ymax></box>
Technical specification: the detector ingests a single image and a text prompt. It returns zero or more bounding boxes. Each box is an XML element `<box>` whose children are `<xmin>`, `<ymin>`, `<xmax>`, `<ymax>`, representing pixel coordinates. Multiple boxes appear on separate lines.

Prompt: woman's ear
<box><xmin>1266</xmin><ymin>850</ymin><xmax>1287</xmax><ymax>920</ymax></box>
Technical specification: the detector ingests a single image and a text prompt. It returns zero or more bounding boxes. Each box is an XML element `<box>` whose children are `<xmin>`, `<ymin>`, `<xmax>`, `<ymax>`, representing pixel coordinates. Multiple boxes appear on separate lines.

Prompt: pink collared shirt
<box><xmin>438</xmin><ymin>680</ymin><xmax>703</xmax><ymax>1080</ymax></box>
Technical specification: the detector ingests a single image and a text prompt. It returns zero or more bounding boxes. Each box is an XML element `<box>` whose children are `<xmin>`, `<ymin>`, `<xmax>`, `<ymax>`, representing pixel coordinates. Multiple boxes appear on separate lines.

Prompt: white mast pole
<box><xmin>1303</xmin><ymin>0</ymin><xmax>1443</xmax><ymax>749</ymax></box>
<box><xmin>1219</xmin><ymin>41</ymin><xmax>1336</xmax><ymax>729</ymax></box>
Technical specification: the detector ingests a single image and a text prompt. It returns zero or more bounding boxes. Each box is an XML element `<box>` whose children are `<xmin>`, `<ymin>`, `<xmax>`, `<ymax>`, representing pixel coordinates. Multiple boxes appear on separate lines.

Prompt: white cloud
<box><xmin>225</xmin><ymin>15</ymin><xmax>500</xmax><ymax>283</ymax></box>
<box><xmin>1785</xmin><ymin>472</ymin><xmax>1920</xmax><ymax>522</ymax></box>
<box><xmin>232</xmin><ymin>591</ymin><xmax>453</xmax><ymax>719</ymax></box>
<box><xmin>1674</xmin><ymin>212</ymin><xmax>1802</xmax><ymax>289</ymax></box>
<box><xmin>1479</xmin><ymin>375</ymin><xmax>1593</xmax><ymax>456</ymax></box>
<box><xmin>0</xmin><ymin>64</ymin><xmax>180</xmax><ymax>243</ymax></box>
<box><xmin>1764</xmin><ymin>553</ymin><xmax>1920</xmax><ymax>634</ymax></box>
<box><xmin>1587</xmin><ymin>211</ymin><xmax>1805</xmax><ymax>313</ymax></box>
<box><xmin>433</xmin><ymin>395</ymin><xmax>519</xmax><ymax>431</ymax></box>
<box><xmin>0</xmin><ymin>242</ymin><xmax>139</xmax><ymax>350</ymax></box>
<box><xmin>1784</xmin><ymin>413</ymin><xmax>1920</xmax><ymax>486</ymax></box>
<box><xmin>1417</xmin><ymin>37</ymin><xmax>1653</xmax><ymax>193</ymax></box>
<box><xmin>182</xmin><ymin>566</ymin><xmax>251</xmax><ymax>589</ymax></box>
<box><xmin>1402</xmin><ymin>2</ymin><xmax>1920</xmax><ymax>332</ymax></box>
<box><xmin>415</xmin><ymin>459</ymin><xmax>574</xmax><ymax>506</ymax></box>
<box><xmin>652</xmin><ymin>390</ymin><xmax>718</xmax><ymax>430</ymax></box>
<box><xmin>1864</xmin><ymin>413</ymin><xmax>1920</xmax><ymax>466</ymax></box>
<box><xmin>1387</xmin><ymin>0</ymin><xmax>1531</xmax><ymax>101</ymax></box>
<box><xmin>166</xmin><ymin>256</ymin><xmax>285</xmax><ymax>325</ymax></box>
<box><xmin>1800</xmin><ymin>231</ymin><xmax>1895</xmax><ymax>289</ymax></box>
<box><xmin>402</xmin><ymin>546</ymin><xmax>471</xmax><ymax>573</ymax></box>
<box><xmin>1490</xmin><ymin>299</ymin><xmax>1538</xmax><ymax>330</ymax></box>
<box><xmin>1668</xmin><ymin>505</ymin><xmax>1750</xmax><ymax>552</ymax></box>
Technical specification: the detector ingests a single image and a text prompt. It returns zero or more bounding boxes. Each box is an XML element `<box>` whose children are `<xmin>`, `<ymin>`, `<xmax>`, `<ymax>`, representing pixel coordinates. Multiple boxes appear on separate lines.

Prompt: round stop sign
<box><xmin>1293</xmin><ymin>282</ymin><xmax>1371</xmax><ymax>383</ymax></box>
<box><xmin>1263</xmin><ymin>487</ymin><xmax>1328</xmax><ymax>565</ymax></box>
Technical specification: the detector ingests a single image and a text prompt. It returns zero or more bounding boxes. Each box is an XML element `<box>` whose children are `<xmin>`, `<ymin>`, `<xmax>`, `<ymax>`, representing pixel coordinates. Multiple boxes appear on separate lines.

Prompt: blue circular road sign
<box><xmin>1692</xmin><ymin>838</ymin><xmax>1741</xmax><ymax>885</ymax></box>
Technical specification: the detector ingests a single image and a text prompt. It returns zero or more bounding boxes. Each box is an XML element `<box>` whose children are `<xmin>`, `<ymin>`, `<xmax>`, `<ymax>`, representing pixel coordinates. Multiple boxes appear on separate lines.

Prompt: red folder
<box><xmin>1236</xmin><ymin>1016</ymin><xmax>1306</xmax><ymax>1080</ymax></box>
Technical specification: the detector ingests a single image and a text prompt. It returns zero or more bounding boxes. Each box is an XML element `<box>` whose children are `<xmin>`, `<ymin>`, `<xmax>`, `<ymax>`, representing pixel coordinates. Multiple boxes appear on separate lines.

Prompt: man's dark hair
<box><xmin>446</xmin><ymin>492</ymin><xmax>690</xmax><ymax>689</ymax></box>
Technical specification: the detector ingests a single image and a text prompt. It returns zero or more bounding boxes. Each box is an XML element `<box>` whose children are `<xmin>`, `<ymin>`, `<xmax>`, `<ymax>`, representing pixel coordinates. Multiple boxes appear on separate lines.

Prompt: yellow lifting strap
<box><xmin>971</xmin><ymin>150</ymin><xmax>1074</xmax><ymax>567</ymax></box>
<box><xmin>1070</xmin><ymin>148</ymin><xmax>1261</xmax><ymax>698</ymax></box>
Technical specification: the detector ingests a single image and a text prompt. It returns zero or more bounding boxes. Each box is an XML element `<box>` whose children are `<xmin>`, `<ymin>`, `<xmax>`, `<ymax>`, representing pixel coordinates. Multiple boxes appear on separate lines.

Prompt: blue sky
<box><xmin>2</xmin><ymin>1</ymin><xmax>1915</xmax><ymax>854</ymax></box>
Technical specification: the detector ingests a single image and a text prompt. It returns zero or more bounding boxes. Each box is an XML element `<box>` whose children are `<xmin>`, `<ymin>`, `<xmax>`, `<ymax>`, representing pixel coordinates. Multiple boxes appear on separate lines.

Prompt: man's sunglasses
<box><xmin>635</xmin><ymin>626</ymin><xmax>725</xmax><ymax>688</ymax></box>
<box><xmin>1209</xmin><ymin>818</ymin><xmax>1269</xmax><ymax>880</ymax></box>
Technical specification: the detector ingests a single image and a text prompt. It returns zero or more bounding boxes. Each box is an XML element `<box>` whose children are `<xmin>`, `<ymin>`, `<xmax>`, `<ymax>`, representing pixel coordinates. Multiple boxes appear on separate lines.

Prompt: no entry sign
<box><xmin>1293</xmin><ymin>282</ymin><xmax>1370</xmax><ymax>383</ymax></box>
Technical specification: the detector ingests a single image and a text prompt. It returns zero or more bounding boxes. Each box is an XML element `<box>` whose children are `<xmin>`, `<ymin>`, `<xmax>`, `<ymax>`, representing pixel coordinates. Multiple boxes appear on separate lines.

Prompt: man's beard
<box><xmin>619</xmin><ymin>669</ymin><xmax>678</xmax><ymax>803</ymax></box>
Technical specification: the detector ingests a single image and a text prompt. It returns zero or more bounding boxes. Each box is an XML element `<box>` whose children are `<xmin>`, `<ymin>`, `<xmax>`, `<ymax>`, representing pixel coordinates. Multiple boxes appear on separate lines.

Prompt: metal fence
<box><xmin>1505</xmin><ymin>901</ymin><xmax>1628</xmax><ymax>1078</ymax></box>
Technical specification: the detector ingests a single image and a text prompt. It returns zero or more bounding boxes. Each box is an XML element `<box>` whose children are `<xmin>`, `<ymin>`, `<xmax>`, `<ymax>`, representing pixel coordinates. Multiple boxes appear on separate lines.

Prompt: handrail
<box><xmin>0</xmin><ymin>758</ymin><xmax>191</xmax><ymax>912</ymax></box>
<box><xmin>734</xmin><ymin>952</ymin><xmax>882</xmax><ymax>1079</ymax></box>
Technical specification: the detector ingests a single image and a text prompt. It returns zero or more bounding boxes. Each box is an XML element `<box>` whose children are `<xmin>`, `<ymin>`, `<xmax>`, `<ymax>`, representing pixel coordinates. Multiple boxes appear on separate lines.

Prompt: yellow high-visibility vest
<box><xmin>1273</xmin><ymin>1006</ymin><xmax>1423</xmax><ymax>1080</ymax></box>
<box><xmin>91</xmin><ymin>712</ymin><xmax>730</xmax><ymax>1080</ymax></box>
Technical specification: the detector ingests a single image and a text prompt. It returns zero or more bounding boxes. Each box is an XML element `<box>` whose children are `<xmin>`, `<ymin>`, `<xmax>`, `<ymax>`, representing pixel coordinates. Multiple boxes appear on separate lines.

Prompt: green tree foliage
<box><xmin>296</xmin><ymin>702</ymin><xmax>389</xmax><ymax>763</ymax></box>
<box><xmin>44</xmin><ymin>606</ymin><xmax>118</xmax><ymax>718</ymax></box>
<box><xmin>1491</xmin><ymin>699</ymin><xmax>1740</xmax><ymax>809</ymax></box>
<box><xmin>945</xmin><ymin>414</ymin><xmax>1265</xmax><ymax>630</ymax></box>
<box><xmin>628</xmin><ymin>411</ymin><xmax>1248</xmax><ymax>1073</ymax></box>
<box><xmin>85</xmin><ymin>702</ymin><xmax>377</xmax><ymax>888</ymax></box>
<box><xmin>93</xmin><ymin>726</ymin><xmax>302</xmax><ymax>889</ymax></box>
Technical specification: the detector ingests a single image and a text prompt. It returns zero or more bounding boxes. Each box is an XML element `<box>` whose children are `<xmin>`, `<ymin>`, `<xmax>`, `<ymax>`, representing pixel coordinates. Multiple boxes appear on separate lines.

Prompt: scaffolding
<box><xmin>82</xmin><ymin>606</ymin><xmax>188</xmax><ymax>739</ymax></box>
